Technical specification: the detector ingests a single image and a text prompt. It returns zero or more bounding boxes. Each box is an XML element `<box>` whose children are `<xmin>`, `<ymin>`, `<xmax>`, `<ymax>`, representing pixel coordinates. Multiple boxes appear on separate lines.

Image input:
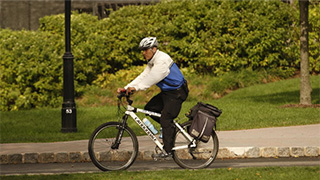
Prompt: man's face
<box><xmin>142</xmin><ymin>47</ymin><xmax>156</xmax><ymax>61</ymax></box>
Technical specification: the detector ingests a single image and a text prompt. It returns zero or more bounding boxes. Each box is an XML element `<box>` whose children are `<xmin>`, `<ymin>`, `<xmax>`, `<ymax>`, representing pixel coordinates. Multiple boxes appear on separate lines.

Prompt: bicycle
<box><xmin>88</xmin><ymin>91</ymin><xmax>219</xmax><ymax>171</ymax></box>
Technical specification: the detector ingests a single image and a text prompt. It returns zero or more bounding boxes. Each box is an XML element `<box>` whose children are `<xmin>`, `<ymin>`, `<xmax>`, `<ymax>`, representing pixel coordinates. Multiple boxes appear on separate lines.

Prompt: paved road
<box><xmin>1</xmin><ymin>157</ymin><xmax>319</xmax><ymax>176</ymax></box>
<box><xmin>1</xmin><ymin>124</ymin><xmax>320</xmax><ymax>164</ymax></box>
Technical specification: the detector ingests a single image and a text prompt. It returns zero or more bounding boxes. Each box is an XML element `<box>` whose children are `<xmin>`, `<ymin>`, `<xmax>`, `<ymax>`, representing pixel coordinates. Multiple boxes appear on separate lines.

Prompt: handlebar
<box><xmin>117</xmin><ymin>90</ymin><xmax>133</xmax><ymax>105</ymax></box>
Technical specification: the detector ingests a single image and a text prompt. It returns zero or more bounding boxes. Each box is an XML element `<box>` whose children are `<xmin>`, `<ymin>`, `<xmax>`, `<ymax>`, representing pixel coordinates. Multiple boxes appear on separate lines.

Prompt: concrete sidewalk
<box><xmin>1</xmin><ymin>124</ymin><xmax>319</xmax><ymax>164</ymax></box>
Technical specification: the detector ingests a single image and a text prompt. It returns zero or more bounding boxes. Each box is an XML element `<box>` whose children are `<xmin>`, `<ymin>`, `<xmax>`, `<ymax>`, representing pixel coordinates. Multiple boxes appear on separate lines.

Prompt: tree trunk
<box><xmin>299</xmin><ymin>0</ymin><xmax>312</xmax><ymax>105</ymax></box>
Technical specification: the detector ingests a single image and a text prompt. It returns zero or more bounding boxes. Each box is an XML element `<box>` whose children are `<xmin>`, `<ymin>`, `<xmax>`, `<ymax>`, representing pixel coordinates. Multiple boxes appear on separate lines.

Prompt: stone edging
<box><xmin>1</xmin><ymin>147</ymin><xmax>319</xmax><ymax>164</ymax></box>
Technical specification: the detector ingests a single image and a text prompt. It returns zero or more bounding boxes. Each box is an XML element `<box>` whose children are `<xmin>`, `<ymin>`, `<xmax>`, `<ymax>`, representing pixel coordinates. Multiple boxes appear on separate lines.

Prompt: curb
<box><xmin>1</xmin><ymin>146</ymin><xmax>319</xmax><ymax>164</ymax></box>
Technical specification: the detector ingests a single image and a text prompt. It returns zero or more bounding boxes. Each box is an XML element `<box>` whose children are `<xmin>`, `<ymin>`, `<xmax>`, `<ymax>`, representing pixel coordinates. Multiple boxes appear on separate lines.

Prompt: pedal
<box><xmin>151</xmin><ymin>154</ymin><xmax>158</xmax><ymax>161</ymax></box>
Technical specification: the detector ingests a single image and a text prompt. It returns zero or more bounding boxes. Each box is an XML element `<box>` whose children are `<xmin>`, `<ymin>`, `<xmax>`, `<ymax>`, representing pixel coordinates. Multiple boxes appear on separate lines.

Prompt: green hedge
<box><xmin>1</xmin><ymin>0</ymin><xmax>319</xmax><ymax>111</ymax></box>
<box><xmin>309</xmin><ymin>3</ymin><xmax>320</xmax><ymax>72</ymax></box>
<box><xmin>0</xmin><ymin>30</ymin><xmax>64</xmax><ymax>111</ymax></box>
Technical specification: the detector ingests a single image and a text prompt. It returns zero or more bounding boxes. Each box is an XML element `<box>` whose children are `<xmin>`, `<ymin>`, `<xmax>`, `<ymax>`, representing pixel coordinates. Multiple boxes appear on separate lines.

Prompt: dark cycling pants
<box><xmin>144</xmin><ymin>83</ymin><xmax>188</xmax><ymax>153</ymax></box>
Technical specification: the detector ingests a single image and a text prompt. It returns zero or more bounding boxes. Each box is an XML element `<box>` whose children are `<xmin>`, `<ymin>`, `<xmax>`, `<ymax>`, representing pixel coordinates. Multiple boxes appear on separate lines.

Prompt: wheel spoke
<box><xmin>88</xmin><ymin>122</ymin><xmax>138</xmax><ymax>171</ymax></box>
<box><xmin>173</xmin><ymin>121</ymin><xmax>219</xmax><ymax>169</ymax></box>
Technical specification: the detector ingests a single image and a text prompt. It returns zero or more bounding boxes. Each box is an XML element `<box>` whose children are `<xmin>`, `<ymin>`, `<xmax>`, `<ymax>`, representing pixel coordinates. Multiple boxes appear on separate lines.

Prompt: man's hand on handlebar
<box><xmin>117</xmin><ymin>87</ymin><xmax>136</xmax><ymax>96</ymax></box>
<box><xmin>117</xmin><ymin>88</ymin><xmax>126</xmax><ymax>94</ymax></box>
<box><xmin>126</xmin><ymin>87</ymin><xmax>136</xmax><ymax>95</ymax></box>
<box><xmin>117</xmin><ymin>87</ymin><xmax>135</xmax><ymax>105</ymax></box>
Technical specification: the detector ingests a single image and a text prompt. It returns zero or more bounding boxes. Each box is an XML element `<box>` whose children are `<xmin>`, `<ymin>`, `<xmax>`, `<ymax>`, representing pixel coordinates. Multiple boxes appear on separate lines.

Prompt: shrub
<box><xmin>0</xmin><ymin>29</ymin><xmax>64</xmax><ymax>111</ymax></box>
<box><xmin>1</xmin><ymin>0</ymin><xmax>319</xmax><ymax>111</ymax></box>
<box><xmin>309</xmin><ymin>2</ymin><xmax>320</xmax><ymax>72</ymax></box>
<box><xmin>101</xmin><ymin>0</ymin><xmax>300</xmax><ymax>74</ymax></box>
<box><xmin>39</xmin><ymin>13</ymin><xmax>113</xmax><ymax>88</ymax></box>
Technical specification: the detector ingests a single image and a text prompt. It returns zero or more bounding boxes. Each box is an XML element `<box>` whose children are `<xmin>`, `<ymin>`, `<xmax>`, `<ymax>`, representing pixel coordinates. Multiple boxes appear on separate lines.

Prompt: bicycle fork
<box><xmin>111</xmin><ymin>115</ymin><xmax>128</xmax><ymax>149</ymax></box>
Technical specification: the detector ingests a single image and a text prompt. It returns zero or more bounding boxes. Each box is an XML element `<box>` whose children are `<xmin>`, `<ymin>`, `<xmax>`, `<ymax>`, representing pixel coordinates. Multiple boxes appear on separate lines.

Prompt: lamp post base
<box><xmin>61</xmin><ymin>101</ymin><xmax>77</xmax><ymax>133</ymax></box>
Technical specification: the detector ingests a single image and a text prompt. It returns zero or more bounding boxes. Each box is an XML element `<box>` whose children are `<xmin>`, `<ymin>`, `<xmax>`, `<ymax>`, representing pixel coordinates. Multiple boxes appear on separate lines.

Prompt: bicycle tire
<box><xmin>173</xmin><ymin>121</ymin><xmax>219</xmax><ymax>169</ymax></box>
<box><xmin>88</xmin><ymin>122</ymin><xmax>138</xmax><ymax>171</ymax></box>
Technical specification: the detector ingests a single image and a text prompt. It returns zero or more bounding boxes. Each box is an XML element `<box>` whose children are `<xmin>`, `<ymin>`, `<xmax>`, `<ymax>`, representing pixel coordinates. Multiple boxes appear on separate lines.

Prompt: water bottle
<box><xmin>142</xmin><ymin>118</ymin><xmax>158</xmax><ymax>135</ymax></box>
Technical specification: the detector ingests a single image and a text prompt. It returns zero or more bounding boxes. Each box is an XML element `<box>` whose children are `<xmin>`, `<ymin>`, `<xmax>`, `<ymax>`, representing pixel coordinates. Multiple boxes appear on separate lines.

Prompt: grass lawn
<box><xmin>1</xmin><ymin>166</ymin><xmax>320</xmax><ymax>180</ymax></box>
<box><xmin>0</xmin><ymin>76</ymin><xmax>319</xmax><ymax>143</ymax></box>
<box><xmin>213</xmin><ymin>75</ymin><xmax>320</xmax><ymax>130</ymax></box>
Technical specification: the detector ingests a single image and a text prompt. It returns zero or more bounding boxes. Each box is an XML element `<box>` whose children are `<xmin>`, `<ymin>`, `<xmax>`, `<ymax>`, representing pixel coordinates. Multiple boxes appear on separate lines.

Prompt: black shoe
<box><xmin>152</xmin><ymin>152</ymin><xmax>172</xmax><ymax>160</ymax></box>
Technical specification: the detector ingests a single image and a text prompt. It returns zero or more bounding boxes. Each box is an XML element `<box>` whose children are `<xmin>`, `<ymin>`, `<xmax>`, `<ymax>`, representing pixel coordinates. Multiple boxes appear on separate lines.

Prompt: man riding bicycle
<box><xmin>117</xmin><ymin>37</ymin><xmax>189</xmax><ymax>158</ymax></box>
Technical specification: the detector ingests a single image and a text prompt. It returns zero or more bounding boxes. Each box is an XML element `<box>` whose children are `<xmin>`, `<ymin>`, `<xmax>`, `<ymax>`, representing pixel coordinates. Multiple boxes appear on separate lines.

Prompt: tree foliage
<box><xmin>1</xmin><ymin>0</ymin><xmax>319</xmax><ymax>111</ymax></box>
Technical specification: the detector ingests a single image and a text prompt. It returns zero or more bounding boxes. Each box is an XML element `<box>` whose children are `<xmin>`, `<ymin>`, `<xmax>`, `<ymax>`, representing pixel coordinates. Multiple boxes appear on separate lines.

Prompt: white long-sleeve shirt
<box><xmin>124</xmin><ymin>50</ymin><xmax>173</xmax><ymax>91</ymax></box>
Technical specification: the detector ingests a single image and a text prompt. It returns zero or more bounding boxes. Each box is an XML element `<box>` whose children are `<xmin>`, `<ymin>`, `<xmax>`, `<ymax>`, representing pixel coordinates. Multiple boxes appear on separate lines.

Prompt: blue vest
<box><xmin>156</xmin><ymin>63</ymin><xmax>185</xmax><ymax>91</ymax></box>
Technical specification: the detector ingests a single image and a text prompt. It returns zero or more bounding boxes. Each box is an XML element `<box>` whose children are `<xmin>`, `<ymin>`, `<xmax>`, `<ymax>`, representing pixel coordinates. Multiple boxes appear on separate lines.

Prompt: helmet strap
<box><xmin>147</xmin><ymin>47</ymin><xmax>157</xmax><ymax>62</ymax></box>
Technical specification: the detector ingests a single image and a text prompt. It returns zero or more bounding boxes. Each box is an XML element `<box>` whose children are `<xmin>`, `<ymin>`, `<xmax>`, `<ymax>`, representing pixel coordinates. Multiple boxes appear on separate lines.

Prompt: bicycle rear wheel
<box><xmin>173</xmin><ymin>121</ymin><xmax>219</xmax><ymax>169</ymax></box>
<box><xmin>88</xmin><ymin>122</ymin><xmax>138</xmax><ymax>171</ymax></box>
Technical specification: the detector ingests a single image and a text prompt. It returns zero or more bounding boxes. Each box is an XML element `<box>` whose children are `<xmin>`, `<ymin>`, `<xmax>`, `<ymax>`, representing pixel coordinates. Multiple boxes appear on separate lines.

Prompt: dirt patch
<box><xmin>280</xmin><ymin>104</ymin><xmax>320</xmax><ymax>108</ymax></box>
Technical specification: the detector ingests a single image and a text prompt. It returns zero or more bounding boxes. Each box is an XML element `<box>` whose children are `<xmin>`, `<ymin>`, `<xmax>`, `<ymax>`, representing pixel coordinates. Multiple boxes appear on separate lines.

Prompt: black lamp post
<box><xmin>61</xmin><ymin>0</ymin><xmax>77</xmax><ymax>133</ymax></box>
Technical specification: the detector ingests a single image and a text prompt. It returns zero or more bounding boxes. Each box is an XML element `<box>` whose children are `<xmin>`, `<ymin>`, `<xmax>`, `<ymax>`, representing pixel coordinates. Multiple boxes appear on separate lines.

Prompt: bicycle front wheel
<box><xmin>173</xmin><ymin>121</ymin><xmax>219</xmax><ymax>169</ymax></box>
<box><xmin>88</xmin><ymin>122</ymin><xmax>138</xmax><ymax>171</ymax></box>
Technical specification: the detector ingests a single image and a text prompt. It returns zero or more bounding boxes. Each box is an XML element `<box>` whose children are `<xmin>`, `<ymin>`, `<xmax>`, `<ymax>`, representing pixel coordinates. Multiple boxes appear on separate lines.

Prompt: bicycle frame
<box><xmin>124</xmin><ymin>104</ymin><xmax>197</xmax><ymax>153</ymax></box>
<box><xmin>89</xmin><ymin>92</ymin><xmax>219</xmax><ymax>171</ymax></box>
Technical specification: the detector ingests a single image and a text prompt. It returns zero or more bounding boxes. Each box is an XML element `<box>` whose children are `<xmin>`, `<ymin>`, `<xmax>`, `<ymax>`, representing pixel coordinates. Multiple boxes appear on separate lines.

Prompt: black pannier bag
<box><xmin>186</xmin><ymin>102</ymin><xmax>222</xmax><ymax>142</ymax></box>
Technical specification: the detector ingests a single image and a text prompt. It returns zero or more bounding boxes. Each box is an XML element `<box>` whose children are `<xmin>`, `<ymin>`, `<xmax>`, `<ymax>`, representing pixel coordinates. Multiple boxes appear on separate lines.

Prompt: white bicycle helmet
<box><xmin>139</xmin><ymin>37</ymin><xmax>159</xmax><ymax>50</ymax></box>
